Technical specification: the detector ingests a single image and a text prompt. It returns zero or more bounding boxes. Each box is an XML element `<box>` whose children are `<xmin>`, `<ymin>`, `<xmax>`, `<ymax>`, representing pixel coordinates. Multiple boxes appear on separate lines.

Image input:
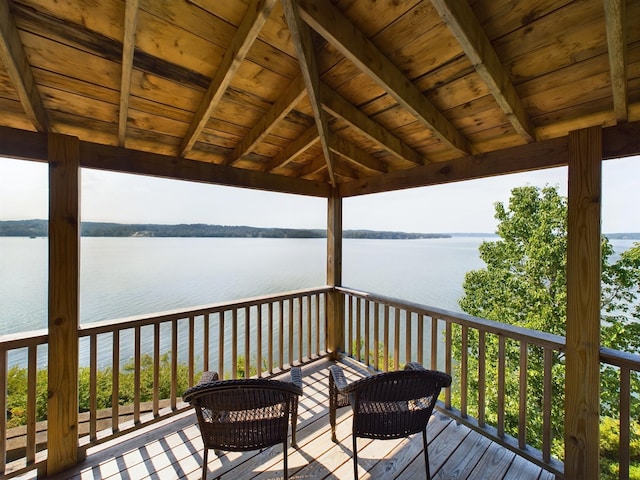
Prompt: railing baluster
<box><xmin>478</xmin><ymin>330</ymin><xmax>486</xmax><ymax>427</ymax></box>
<box><xmin>245</xmin><ymin>306</ymin><xmax>250</xmax><ymax>378</ymax></box>
<box><xmin>356</xmin><ymin>297</ymin><xmax>362</xmax><ymax>362</ymax></box>
<box><xmin>90</xmin><ymin>334</ymin><xmax>97</xmax><ymax>439</ymax></box>
<box><xmin>394</xmin><ymin>308</ymin><xmax>400</xmax><ymax>369</ymax></box>
<box><xmin>543</xmin><ymin>347</ymin><xmax>552</xmax><ymax>463</ymax></box>
<box><xmin>374</xmin><ymin>302</ymin><xmax>380</xmax><ymax>371</ymax></box>
<box><xmin>347</xmin><ymin>295</ymin><xmax>353</xmax><ymax>357</ymax></box>
<box><xmin>288</xmin><ymin>298</ymin><xmax>294</xmax><ymax>367</ymax></box>
<box><xmin>257</xmin><ymin>306</ymin><xmax>262</xmax><ymax>377</ymax></box>
<box><xmin>383</xmin><ymin>305</ymin><xmax>390</xmax><ymax>371</ymax></box>
<box><xmin>26</xmin><ymin>345</ymin><xmax>37</xmax><ymax>465</ymax></box>
<box><xmin>620</xmin><ymin>366</ymin><xmax>631</xmax><ymax>479</ymax></box>
<box><xmin>134</xmin><ymin>326</ymin><xmax>141</xmax><ymax>424</ymax></box>
<box><xmin>417</xmin><ymin>313</ymin><xmax>424</xmax><ymax>365</ymax></box>
<box><xmin>306</xmin><ymin>295</ymin><xmax>312</xmax><ymax>360</ymax></box>
<box><xmin>232</xmin><ymin>309</ymin><xmax>238</xmax><ymax>379</ymax></box>
<box><xmin>279</xmin><ymin>300</ymin><xmax>284</xmax><ymax>370</ymax></box>
<box><xmin>268</xmin><ymin>302</ymin><xmax>274</xmax><ymax>373</ymax></box>
<box><xmin>519</xmin><ymin>342</ymin><xmax>528</xmax><ymax>449</ymax></box>
<box><xmin>364</xmin><ymin>299</ymin><xmax>370</xmax><ymax>367</ymax></box>
<box><xmin>188</xmin><ymin>315</ymin><xmax>195</xmax><ymax>386</ymax></box>
<box><xmin>461</xmin><ymin>325</ymin><xmax>468</xmax><ymax>418</ymax></box>
<box><xmin>405</xmin><ymin>311</ymin><xmax>412</xmax><ymax>366</ymax></box>
<box><xmin>497</xmin><ymin>335</ymin><xmax>506</xmax><ymax>438</ymax></box>
<box><xmin>203</xmin><ymin>313</ymin><xmax>210</xmax><ymax>373</ymax></box>
<box><xmin>431</xmin><ymin>316</ymin><xmax>438</xmax><ymax>370</ymax></box>
<box><xmin>0</xmin><ymin>348</ymin><xmax>6</xmax><ymax>475</ymax></box>
<box><xmin>315</xmin><ymin>294</ymin><xmax>320</xmax><ymax>355</ymax></box>
<box><xmin>153</xmin><ymin>323</ymin><xmax>160</xmax><ymax>416</ymax></box>
<box><xmin>218</xmin><ymin>312</ymin><xmax>224</xmax><ymax>379</ymax></box>
<box><xmin>445</xmin><ymin>320</ymin><xmax>451</xmax><ymax>408</ymax></box>
<box><xmin>297</xmin><ymin>296</ymin><xmax>303</xmax><ymax>364</ymax></box>
<box><xmin>171</xmin><ymin>319</ymin><xmax>178</xmax><ymax>409</ymax></box>
<box><xmin>112</xmin><ymin>330</ymin><xmax>120</xmax><ymax>432</ymax></box>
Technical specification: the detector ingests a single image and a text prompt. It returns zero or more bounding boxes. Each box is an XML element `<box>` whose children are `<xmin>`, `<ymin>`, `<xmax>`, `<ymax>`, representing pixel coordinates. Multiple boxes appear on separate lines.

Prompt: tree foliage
<box><xmin>456</xmin><ymin>185</ymin><xmax>640</xmax><ymax>477</ymax></box>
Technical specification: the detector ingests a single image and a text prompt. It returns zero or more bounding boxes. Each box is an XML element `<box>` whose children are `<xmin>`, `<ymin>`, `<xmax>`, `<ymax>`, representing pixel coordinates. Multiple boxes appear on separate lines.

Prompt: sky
<box><xmin>0</xmin><ymin>154</ymin><xmax>638</xmax><ymax>233</ymax></box>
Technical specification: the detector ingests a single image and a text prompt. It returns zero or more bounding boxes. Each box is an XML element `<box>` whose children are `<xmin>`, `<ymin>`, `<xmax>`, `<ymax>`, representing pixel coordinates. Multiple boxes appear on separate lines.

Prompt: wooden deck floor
<box><xmin>51</xmin><ymin>358</ymin><xmax>555</xmax><ymax>480</ymax></box>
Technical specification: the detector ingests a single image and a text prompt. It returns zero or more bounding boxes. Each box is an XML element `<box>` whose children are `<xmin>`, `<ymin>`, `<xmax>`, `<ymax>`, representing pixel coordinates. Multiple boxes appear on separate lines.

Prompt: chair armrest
<box><xmin>289</xmin><ymin>367</ymin><xmax>303</xmax><ymax>393</ymax></box>
<box><xmin>329</xmin><ymin>365</ymin><xmax>349</xmax><ymax>393</ymax></box>
<box><xmin>199</xmin><ymin>371</ymin><xmax>219</xmax><ymax>384</ymax></box>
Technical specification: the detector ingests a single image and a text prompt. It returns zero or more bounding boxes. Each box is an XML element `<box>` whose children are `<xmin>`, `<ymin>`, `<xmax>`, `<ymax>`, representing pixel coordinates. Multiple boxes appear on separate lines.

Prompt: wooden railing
<box><xmin>0</xmin><ymin>287</ymin><xmax>329</xmax><ymax>478</ymax></box>
<box><xmin>338</xmin><ymin>286</ymin><xmax>567</xmax><ymax>477</ymax></box>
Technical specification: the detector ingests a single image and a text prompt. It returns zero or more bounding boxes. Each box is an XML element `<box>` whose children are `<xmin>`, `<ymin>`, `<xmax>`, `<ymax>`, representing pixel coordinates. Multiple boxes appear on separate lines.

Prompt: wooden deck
<box><xmin>50</xmin><ymin>358</ymin><xmax>555</xmax><ymax>480</ymax></box>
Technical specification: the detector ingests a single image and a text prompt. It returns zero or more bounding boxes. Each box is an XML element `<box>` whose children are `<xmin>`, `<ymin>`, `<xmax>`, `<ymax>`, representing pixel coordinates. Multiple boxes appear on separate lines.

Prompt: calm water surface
<box><xmin>0</xmin><ymin>236</ymin><xmax>636</xmax><ymax>335</ymax></box>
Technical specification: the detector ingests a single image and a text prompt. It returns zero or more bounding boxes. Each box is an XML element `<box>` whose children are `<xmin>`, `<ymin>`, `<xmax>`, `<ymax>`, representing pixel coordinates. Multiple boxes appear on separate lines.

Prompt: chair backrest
<box><xmin>183</xmin><ymin>378</ymin><xmax>302</xmax><ymax>451</ymax></box>
<box><xmin>345</xmin><ymin>369</ymin><xmax>450</xmax><ymax>440</ymax></box>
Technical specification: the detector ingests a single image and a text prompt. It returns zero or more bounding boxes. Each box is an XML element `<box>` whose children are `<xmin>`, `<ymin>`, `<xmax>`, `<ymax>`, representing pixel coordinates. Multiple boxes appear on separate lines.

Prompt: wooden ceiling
<box><xmin>0</xmin><ymin>0</ymin><xmax>639</xmax><ymax>198</ymax></box>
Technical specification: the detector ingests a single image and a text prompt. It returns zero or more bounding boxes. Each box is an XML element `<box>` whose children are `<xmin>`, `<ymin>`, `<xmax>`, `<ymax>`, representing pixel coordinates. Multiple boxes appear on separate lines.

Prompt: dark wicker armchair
<box><xmin>329</xmin><ymin>362</ymin><xmax>451</xmax><ymax>480</ymax></box>
<box><xmin>183</xmin><ymin>368</ymin><xmax>303</xmax><ymax>480</ymax></box>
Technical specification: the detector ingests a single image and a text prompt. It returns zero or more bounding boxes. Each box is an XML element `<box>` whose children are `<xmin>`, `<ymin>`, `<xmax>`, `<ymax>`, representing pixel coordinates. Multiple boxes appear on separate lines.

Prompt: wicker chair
<box><xmin>183</xmin><ymin>368</ymin><xmax>303</xmax><ymax>480</ymax></box>
<box><xmin>329</xmin><ymin>362</ymin><xmax>451</xmax><ymax>480</ymax></box>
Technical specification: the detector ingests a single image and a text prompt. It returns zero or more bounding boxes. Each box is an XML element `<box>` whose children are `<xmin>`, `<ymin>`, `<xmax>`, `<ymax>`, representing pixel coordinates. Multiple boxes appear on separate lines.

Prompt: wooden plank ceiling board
<box><xmin>0</xmin><ymin>0</ymin><xmax>638</xmax><ymax>196</ymax></box>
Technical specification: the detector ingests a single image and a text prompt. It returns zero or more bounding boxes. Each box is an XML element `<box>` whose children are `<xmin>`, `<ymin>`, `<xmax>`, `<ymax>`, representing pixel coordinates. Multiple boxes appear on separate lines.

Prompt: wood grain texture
<box><xmin>47</xmin><ymin>133</ymin><xmax>80</xmax><ymax>475</ymax></box>
<box><xmin>565</xmin><ymin>125</ymin><xmax>602</xmax><ymax>480</ymax></box>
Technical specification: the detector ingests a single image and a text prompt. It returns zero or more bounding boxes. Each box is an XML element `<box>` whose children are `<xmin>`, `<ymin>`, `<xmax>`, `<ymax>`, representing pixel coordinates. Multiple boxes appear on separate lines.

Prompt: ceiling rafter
<box><xmin>329</xmin><ymin>135</ymin><xmax>387</xmax><ymax>175</ymax></box>
<box><xmin>0</xmin><ymin>0</ymin><xmax>49</xmax><ymax>132</ymax></box>
<box><xmin>266</xmin><ymin>124</ymin><xmax>318</xmax><ymax>172</ymax></box>
<box><xmin>430</xmin><ymin>0</ymin><xmax>536</xmax><ymax>143</ymax></box>
<box><xmin>226</xmin><ymin>73</ymin><xmax>306</xmax><ymax>166</ymax></box>
<box><xmin>179</xmin><ymin>0</ymin><xmax>277</xmax><ymax>157</ymax></box>
<box><xmin>604</xmin><ymin>0</ymin><xmax>628</xmax><ymax>123</ymax></box>
<box><xmin>319</xmin><ymin>82</ymin><xmax>426</xmax><ymax>167</ymax></box>
<box><xmin>282</xmin><ymin>0</ymin><xmax>337</xmax><ymax>187</ymax></box>
<box><xmin>298</xmin><ymin>154</ymin><xmax>329</xmax><ymax>179</ymax></box>
<box><xmin>296</xmin><ymin>0</ymin><xmax>474</xmax><ymax>157</ymax></box>
<box><xmin>117</xmin><ymin>0</ymin><xmax>138</xmax><ymax>146</ymax></box>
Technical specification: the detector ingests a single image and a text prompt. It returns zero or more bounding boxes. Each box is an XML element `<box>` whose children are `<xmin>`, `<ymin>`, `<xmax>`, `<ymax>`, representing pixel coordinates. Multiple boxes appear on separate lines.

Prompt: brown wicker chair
<box><xmin>183</xmin><ymin>368</ymin><xmax>303</xmax><ymax>480</ymax></box>
<box><xmin>329</xmin><ymin>362</ymin><xmax>451</xmax><ymax>480</ymax></box>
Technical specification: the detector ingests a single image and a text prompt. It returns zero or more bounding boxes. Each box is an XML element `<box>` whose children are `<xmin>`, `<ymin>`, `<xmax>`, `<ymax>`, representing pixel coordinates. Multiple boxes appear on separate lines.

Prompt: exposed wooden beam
<box><xmin>117</xmin><ymin>0</ymin><xmax>139</xmax><ymax>146</ymax></box>
<box><xmin>296</xmin><ymin>0</ymin><xmax>473</xmax><ymax>156</ymax></box>
<box><xmin>297</xmin><ymin>154</ymin><xmax>328</xmax><ymax>178</ymax></box>
<box><xmin>430</xmin><ymin>0</ymin><xmax>536</xmax><ymax>142</ymax></box>
<box><xmin>565</xmin><ymin>126</ymin><xmax>602</xmax><ymax>480</ymax></box>
<box><xmin>266</xmin><ymin>124</ymin><xmax>319</xmax><ymax>172</ymax></box>
<box><xmin>319</xmin><ymin>82</ymin><xmax>425</xmax><ymax>166</ymax></box>
<box><xmin>79</xmin><ymin>140</ymin><xmax>331</xmax><ymax>198</ymax></box>
<box><xmin>282</xmin><ymin>0</ymin><xmax>337</xmax><ymax>186</ymax></box>
<box><xmin>328</xmin><ymin>135</ymin><xmax>387</xmax><ymax>175</ymax></box>
<box><xmin>226</xmin><ymin>74</ymin><xmax>307</xmax><ymax>166</ymax></box>
<box><xmin>338</xmin><ymin>136</ymin><xmax>569</xmax><ymax>197</ymax></box>
<box><xmin>604</xmin><ymin>0</ymin><xmax>628</xmax><ymax>123</ymax></box>
<box><xmin>179</xmin><ymin>0</ymin><xmax>276</xmax><ymax>157</ymax></box>
<box><xmin>0</xmin><ymin>0</ymin><xmax>49</xmax><ymax>132</ymax></box>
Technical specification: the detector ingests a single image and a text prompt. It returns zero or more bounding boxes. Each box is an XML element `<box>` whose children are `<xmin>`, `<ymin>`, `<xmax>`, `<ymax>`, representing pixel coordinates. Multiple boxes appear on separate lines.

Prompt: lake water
<box><xmin>0</xmin><ymin>236</ymin><xmax>636</xmax><ymax>337</ymax></box>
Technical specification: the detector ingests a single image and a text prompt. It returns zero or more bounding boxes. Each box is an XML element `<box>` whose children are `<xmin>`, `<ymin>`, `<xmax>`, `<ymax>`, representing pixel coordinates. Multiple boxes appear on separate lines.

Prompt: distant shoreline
<box><xmin>1</xmin><ymin>220</ymin><xmax>639</xmax><ymax>240</ymax></box>
<box><xmin>0</xmin><ymin>219</ymin><xmax>452</xmax><ymax>240</ymax></box>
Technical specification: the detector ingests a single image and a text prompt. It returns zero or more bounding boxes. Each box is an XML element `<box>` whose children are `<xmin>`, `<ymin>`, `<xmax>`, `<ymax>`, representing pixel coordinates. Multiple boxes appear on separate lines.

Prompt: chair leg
<box><xmin>202</xmin><ymin>448</ymin><xmax>209</xmax><ymax>480</ymax></box>
<box><xmin>352</xmin><ymin>435</ymin><xmax>358</xmax><ymax>480</ymax></box>
<box><xmin>291</xmin><ymin>397</ymin><xmax>299</xmax><ymax>448</ymax></box>
<box><xmin>423</xmin><ymin>429</ymin><xmax>430</xmax><ymax>480</ymax></box>
<box><xmin>283</xmin><ymin>440</ymin><xmax>288</xmax><ymax>480</ymax></box>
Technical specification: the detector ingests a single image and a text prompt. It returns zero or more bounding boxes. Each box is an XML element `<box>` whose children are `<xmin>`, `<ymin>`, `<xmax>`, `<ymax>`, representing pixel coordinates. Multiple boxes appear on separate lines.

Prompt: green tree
<box><xmin>456</xmin><ymin>185</ymin><xmax>640</xmax><ymax>477</ymax></box>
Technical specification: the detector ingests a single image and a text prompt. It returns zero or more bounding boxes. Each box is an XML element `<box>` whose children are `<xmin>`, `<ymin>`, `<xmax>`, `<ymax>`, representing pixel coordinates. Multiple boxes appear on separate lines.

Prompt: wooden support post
<box><xmin>327</xmin><ymin>191</ymin><xmax>344</xmax><ymax>359</ymax></box>
<box><xmin>47</xmin><ymin>133</ymin><xmax>80</xmax><ymax>475</ymax></box>
<box><xmin>565</xmin><ymin>126</ymin><xmax>602</xmax><ymax>479</ymax></box>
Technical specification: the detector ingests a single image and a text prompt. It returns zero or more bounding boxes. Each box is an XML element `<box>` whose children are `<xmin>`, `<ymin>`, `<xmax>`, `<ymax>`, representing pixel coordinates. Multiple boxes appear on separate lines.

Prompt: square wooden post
<box><xmin>47</xmin><ymin>133</ymin><xmax>80</xmax><ymax>475</ymax></box>
<box><xmin>327</xmin><ymin>191</ymin><xmax>344</xmax><ymax>359</ymax></box>
<box><xmin>565</xmin><ymin>125</ymin><xmax>602</xmax><ymax>479</ymax></box>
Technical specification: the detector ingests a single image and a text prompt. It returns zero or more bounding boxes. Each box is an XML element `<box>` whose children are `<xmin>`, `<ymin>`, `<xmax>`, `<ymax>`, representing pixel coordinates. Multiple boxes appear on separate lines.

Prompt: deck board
<box><xmin>51</xmin><ymin>357</ymin><xmax>554</xmax><ymax>480</ymax></box>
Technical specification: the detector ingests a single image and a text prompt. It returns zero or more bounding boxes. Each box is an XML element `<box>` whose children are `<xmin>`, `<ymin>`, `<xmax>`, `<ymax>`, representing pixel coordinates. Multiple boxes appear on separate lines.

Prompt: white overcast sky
<box><xmin>0</xmin><ymin>154</ymin><xmax>638</xmax><ymax>233</ymax></box>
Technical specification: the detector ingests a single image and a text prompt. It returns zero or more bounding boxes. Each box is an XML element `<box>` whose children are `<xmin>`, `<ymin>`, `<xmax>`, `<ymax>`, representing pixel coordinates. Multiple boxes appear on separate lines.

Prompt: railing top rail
<box><xmin>337</xmin><ymin>286</ymin><xmax>566</xmax><ymax>351</ymax></box>
<box><xmin>600</xmin><ymin>346</ymin><xmax>640</xmax><ymax>371</ymax></box>
<box><xmin>79</xmin><ymin>286</ymin><xmax>331</xmax><ymax>336</ymax></box>
<box><xmin>0</xmin><ymin>328</ymin><xmax>48</xmax><ymax>350</ymax></box>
